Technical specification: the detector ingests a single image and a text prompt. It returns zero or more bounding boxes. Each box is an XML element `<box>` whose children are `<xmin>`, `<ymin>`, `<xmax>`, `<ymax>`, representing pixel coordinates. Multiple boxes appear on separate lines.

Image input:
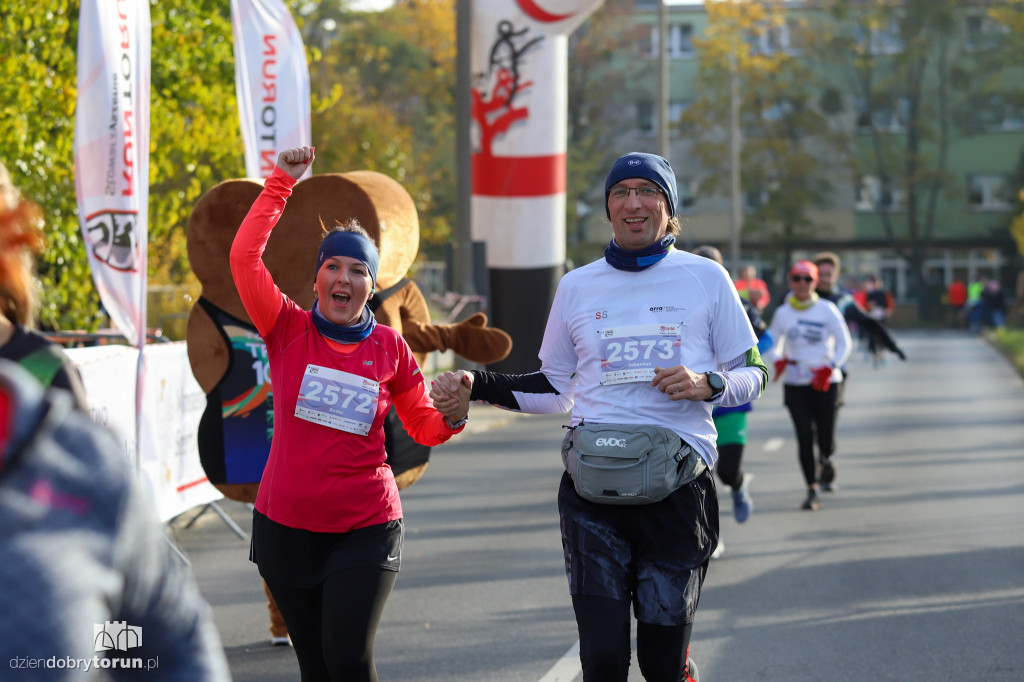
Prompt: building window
<box><xmin>670</xmin><ymin>99</ymin><xmax>692</xmax><ymax>134</ymax></box>
<box><xmin>856</xmin><ymin>97</ymin><xmax>910</xmax><ymax>133</ymax></box>
<box><xmin>745</xmin><ymin>180</ymin><xmax>779</xmax><ymax>213</ymax></box>
<box><xmin>855</xmin><ymin>175</ymin><xmax>903</xmax><ymax>212</ymax></box>
<box><xmin>670</xmin><ymin>23</ymin><xmax>695</xmax><ymax>59</ymax></box>
<box><xmin>976</xmin><ymin>94</ymin><xmax>1024</xmax><ymax>131</ymax></box>
<box><xmin>678</xmin><ymin>176</ymin><xmax>697</xmax><ymax>210</ymax></box>
<box><xmin>745</xmin><ymin>187</ymin><xmax>770</xmax><ymax>212</ymax></box>
<box><xmin>967</xmin><ymin>174</ymin><xmax>1013</xmax><ymax>211</ymax></box>
<box><xmin>965</xmin><ymin>13</ymin><xmax>1007</xmax><ymax>52</ymax></box>
<box><xmin>637</xmin><ymin>99</ymin><xmax>692</xmax><ymax>137</ymax></box>
<box><xmin>637</xmin><ymin>100</ymin><xmax>654</xmax><ymax>135</ymax></box>
<box><xmin>854</xmin><ymin>18</ymin><xmax>903</xmax><ymax>55</ymax></box>
<box><xmin>648</xmin><ymin>23</ymin><xmax>695</xmax><ymax>60</ymax></box>
<box><xmin>748</xmin><ymin>20</ymin><xmax>801</xmax><ymax>56</ymax></box>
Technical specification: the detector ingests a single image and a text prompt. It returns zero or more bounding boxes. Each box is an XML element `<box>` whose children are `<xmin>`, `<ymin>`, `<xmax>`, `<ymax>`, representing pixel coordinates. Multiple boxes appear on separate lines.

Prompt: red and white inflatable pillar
<box><xmin>471</xmin><ymin>0</ymin><xmax>603</xmax><ymax>372</ymax></box>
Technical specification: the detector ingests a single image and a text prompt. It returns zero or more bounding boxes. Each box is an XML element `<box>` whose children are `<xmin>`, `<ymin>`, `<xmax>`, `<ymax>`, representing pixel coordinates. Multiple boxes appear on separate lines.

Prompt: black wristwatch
<box><xmin>703</xmin><ymin>372</ymin><xmax>726</xmax><ymax>402</ymax></box>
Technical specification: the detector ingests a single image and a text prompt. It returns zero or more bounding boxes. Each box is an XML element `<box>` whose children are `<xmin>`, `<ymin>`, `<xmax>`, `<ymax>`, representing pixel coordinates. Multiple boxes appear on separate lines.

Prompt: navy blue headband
<box><xmin>604</xmin><ymin>152</ymin><xmax>679</xmax><ymax>219</ymax></box>
<box><xmin>315</xmin><ymin>231</ymin><xmax>379</xmax><ymax>287</ymax></box>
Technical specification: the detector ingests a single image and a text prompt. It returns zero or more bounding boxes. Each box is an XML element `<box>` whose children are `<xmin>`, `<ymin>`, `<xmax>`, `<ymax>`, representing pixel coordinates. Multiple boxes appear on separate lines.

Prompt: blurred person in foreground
<box><xmin>0</xmin><ymin>161</ymin><xmax>87</xmax><ymax>409</ymax></box>
<box><xmin>432</xmin><ymin>153</ymin><xmax>768</xmax><ymax>682</ymax></box>
<box><xmin>0</xmin><ymin>358</ymin><xmax>231</xmax><ymax>680</ymax></box>
<box><xmin>0</xmin><ymin>160</ymin><xmax>228</xmax><ymax>679</ymax></box>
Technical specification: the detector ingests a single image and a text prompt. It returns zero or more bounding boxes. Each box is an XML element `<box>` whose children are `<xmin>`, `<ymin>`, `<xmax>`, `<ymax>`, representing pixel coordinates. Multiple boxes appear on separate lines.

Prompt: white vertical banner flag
<box><xmin>231</xmin><ymin>0</ymin><xmax>312</xmax><ymax>180</ymax></box>
<box><xmin>74</xmin><ymin>0</ymin><xmax>150</xmax><ymax>348</ymax></box>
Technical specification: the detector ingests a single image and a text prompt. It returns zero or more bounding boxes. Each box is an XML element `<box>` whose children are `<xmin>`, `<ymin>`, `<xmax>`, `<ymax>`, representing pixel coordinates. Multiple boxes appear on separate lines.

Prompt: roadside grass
<box><xmin>988</xmin><ymin>327</ymin><xmax>1024</xmax><ymax>378</ymax></box>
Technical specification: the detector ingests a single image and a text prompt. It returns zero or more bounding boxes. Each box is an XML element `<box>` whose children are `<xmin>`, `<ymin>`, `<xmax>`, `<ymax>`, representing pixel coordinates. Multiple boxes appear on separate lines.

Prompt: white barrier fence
<box><xmin>66</xmin><ymin>343</ymin><xmax>222</xmax><ymax>522</ymax></box>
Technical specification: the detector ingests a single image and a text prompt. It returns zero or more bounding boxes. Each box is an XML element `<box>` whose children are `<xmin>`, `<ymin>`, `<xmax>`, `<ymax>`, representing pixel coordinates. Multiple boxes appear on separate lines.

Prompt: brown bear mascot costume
<box><xmin>185</xmin><ymin>169</ymin><xmax>512</xmax><ymax>644</ymax></box>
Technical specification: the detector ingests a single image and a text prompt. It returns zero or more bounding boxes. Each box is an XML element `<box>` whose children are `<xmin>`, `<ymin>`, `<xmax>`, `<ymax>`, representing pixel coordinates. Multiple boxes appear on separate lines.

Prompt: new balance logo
<box><xmin>94</xmin><ymin>621</ymin><xmax>142</xmax><ymax>652</ymax></box>
<box><xmin>595</xmin><ymin>438</ymin><xmax>627</xmax><ymax>448</ymax></box>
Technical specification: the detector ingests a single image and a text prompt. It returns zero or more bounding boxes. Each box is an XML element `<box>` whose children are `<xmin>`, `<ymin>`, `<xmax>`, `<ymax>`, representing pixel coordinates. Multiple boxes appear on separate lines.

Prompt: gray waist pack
<box><xmin>561</xmin><ymin>422</ymin><xmax>706</xmax><ymax>505</ymax></box>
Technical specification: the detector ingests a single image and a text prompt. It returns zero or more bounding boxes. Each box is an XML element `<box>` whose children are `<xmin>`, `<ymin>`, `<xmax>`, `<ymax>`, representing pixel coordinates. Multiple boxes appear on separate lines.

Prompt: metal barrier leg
<box><xmin>165</xmin><ymin>534</ymin><xmax>190</xmax><ymax>567</ymax></box>
<box><xmin>207</xmin><ymin>500</ymin><xmax>248</xmax><ymax>540</ymax></box>
<box><xmin>180</xmin><ymin>501</ymin><xmax>249</xmax><ymax>540</ymax></box>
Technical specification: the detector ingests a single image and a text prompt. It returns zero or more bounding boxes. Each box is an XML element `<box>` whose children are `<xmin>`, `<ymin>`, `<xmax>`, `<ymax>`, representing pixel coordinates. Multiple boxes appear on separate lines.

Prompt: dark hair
<box><xmin>692</xmin><ymin>244</ymin><xmax>723</xmax><ymax>265</ymax></box>
<box><xmin>812</xmin><ymin>251</ymin><xmax>841</xmax><ymax>274</ymax></box>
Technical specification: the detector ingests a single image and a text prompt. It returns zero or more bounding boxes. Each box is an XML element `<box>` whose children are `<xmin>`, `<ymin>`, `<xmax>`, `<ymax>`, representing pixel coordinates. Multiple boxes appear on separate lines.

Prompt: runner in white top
<box><xmin>764</xmin><ymin>259</ymin><xmax>852</xmax><ymax>510</ymax></box>
<box><xmin>532</xmin><ymin>246</ymin><xmax>764</xmax><ymax>468</ymax></box>
<box><xmin>431</xmin><ymin>152</ymin><xmax>767</xmax><ymax>682</ymax></box>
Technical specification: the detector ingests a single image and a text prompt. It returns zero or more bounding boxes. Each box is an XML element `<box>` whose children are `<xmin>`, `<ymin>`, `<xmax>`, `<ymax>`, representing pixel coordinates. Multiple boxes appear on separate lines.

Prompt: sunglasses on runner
<box><xmin>790</xmin><ymin>275</ymin><xmax>814</xmax><ymax>283</ymax></box>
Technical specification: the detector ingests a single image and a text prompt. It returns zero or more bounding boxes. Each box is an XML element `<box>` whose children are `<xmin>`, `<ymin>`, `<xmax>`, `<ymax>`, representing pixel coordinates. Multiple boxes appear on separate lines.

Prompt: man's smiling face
<box><xmin>607</xmin><ymin>178</ymin><xmax>670</xmax><ymax>252</ymax></box>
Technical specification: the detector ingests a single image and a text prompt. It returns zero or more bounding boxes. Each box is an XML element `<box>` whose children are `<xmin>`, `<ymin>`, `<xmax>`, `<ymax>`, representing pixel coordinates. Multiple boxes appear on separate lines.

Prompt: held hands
<box><xmin>810</xmin><ymin>366</ymin><xmax>833</xmax><ymax>392</ymax></box>
<box><xmin>277</xmin><ymin>146</ymin><xmax>315</xmax><ymax>180</ymax></box>
<box><xmin>429</xmin><ymin>370</ymin><xmax>473</xmax><ymax>423</ymax></box>
<box><xmin>773</xmin><ymin>358</ymin><xmax>789</xmax><ymax>382</ymax></box>
<box><xmin>650</xmin><ymin>365</ymin><xmax>713</xmax><ymax>402</ymax></box>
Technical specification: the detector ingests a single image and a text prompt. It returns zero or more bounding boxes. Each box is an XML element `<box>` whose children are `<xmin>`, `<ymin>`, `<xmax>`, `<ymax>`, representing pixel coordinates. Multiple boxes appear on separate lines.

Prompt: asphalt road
<box><xmin>172</xmin><ymin>330</ymin><xmax>1024</xmax><ymax>681</ymax></box>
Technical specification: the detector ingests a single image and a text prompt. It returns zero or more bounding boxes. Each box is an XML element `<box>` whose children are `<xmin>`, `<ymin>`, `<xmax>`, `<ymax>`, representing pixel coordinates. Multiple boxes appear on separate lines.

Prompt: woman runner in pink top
<box><xmin>230</xmin><ymin>146</ymin><xmax>467</xmax><ymax>682</ymax></box>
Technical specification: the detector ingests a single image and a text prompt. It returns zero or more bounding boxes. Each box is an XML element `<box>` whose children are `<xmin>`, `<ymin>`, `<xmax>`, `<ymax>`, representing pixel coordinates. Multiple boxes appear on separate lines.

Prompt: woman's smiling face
<box><xmin>315</xmin><ymin>255</ymin><xmax>373</xmax><ymax>326</ymax></box>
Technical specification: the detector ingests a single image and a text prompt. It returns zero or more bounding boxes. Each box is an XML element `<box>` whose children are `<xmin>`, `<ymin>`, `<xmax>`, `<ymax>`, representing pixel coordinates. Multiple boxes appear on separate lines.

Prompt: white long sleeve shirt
<box><xmin>765</xmin><ymin>297</ymin><xmax>852</xmax><ymax>386</ymax></box>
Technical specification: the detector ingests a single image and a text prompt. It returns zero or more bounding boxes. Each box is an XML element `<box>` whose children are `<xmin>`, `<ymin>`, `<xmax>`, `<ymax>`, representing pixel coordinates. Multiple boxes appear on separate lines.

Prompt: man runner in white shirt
<box><xmin>431</xmin><ymin>152</ymin><xmax>767</xmax><ymax>682</ymax></box>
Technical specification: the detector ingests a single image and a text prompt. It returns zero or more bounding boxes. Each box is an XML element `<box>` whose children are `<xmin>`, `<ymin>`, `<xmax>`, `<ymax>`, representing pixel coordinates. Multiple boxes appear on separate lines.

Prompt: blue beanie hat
<box><xmin>604</xmin><ymin>152</ymin><xmax>678</xmax><ymax>219</ymax></box>
<box><xmin>315</xmin><ymin>231</ymin><xmax>379</xmax><ymax>288</ymax></box>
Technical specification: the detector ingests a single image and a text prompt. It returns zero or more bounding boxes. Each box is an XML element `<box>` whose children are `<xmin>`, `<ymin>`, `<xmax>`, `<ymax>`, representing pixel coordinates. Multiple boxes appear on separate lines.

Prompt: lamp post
<box><xmin>453</xmin><ymin>0</ymin><xmax>476</xmax><ymax>308</ymax></box>
<box><xmin>657</xmin><ymin>0</ymin><xmax>669</xmax><ymax>159</ymax></box>
<box><xmin>728</xmin><ymin>53</ymin><xmax>742</xmax><ymax>275</ymax></box>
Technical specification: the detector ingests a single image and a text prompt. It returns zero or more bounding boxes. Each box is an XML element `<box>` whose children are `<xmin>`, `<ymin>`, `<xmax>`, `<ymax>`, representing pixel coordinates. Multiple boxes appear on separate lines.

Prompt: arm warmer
<box><xmin>469</xmin><ymin>370</ymin><xmax>574</xmax><ymax>414</ymax></box>
<box><xmin>716</xmin><ymin>349</ymin><xmax>768</xmax><ymax>408</ymax></box>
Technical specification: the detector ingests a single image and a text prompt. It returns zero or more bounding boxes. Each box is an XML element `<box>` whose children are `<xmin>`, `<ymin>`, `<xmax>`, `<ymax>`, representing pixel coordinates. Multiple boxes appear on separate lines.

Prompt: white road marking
<box><xmin>764</xmin><ymin>437</ymin><xmax>784</xmax><ymax>452</ymax></box>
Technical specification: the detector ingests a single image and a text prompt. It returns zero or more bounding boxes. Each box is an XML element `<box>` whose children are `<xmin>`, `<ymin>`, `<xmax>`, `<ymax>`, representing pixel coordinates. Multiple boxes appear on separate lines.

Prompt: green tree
<box><xmin>2</xmin><ymin>1</ymin><xmax>91</xmax><ymax>331</ymax></box>
<box><xmin>686</xmin><ymin>0</ymin><xmax>848</xmax><ymax>268</ymax></box>
<box><xmin>1</xmin><ymin>0</ymin><xmax>244</xmax><ymax>336</ymax></box>
<box><xmin>300</xmin><ymin>0</ymin><xmax>457</xmax><ymax>256</ymax></box>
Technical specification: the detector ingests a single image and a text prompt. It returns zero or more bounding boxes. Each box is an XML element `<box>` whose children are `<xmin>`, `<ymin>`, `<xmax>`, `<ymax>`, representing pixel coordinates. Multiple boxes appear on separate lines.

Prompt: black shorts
<box><xmin>251</xmin><ymin>510</ymin><xmax>403</xmax><ymax>589</ymax></box>
<box><xmin>557</xmin><ymin>469</ymin><xmax>718</xmax><ymax>626</ymax></box>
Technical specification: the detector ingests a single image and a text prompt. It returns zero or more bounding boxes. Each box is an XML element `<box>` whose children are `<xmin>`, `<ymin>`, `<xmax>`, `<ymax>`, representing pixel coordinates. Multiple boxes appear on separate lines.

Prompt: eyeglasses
<box><xmin>608</xmin><ymin>186</ymin><xmax>661</xmax><ymax>200</ymax></box>
<box><xmin>790</xmin><ymin>275</ymin><xmax>814</xmax><ymax>283</ymax></box>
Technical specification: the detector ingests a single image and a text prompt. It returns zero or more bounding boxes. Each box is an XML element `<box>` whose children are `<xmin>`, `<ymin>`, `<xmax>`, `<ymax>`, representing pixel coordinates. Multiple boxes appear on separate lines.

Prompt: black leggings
<box><xmin>265</xmin><ymin>567</ymin><xmax>397</xmax><ymax>682</ymax></box>
<box><xmin>784</xmin><ymin>383</ymin><xmax>838</xmax><ymax>487</ymax></box>
<box><xmin>572</xmin><ymin>594</ymin><xmax>694</xmax><ymax>682</ymax></box>
<box><xmin>716</xmin><ymin>443</ymin><xmax>744</xmax><ymax>491</ymax></box>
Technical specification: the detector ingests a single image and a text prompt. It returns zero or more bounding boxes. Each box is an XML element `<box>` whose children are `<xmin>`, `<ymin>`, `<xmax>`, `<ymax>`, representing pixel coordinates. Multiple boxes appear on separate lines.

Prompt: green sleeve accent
<box><xmin>746</xmin><ymin>346</ymin><xmax>769</xmax><ymax>394</ymax></box>
<box><xmin>18</xmin><ymin>346</ymin><xmax>65</xmax><ymax>388</ymax></box>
